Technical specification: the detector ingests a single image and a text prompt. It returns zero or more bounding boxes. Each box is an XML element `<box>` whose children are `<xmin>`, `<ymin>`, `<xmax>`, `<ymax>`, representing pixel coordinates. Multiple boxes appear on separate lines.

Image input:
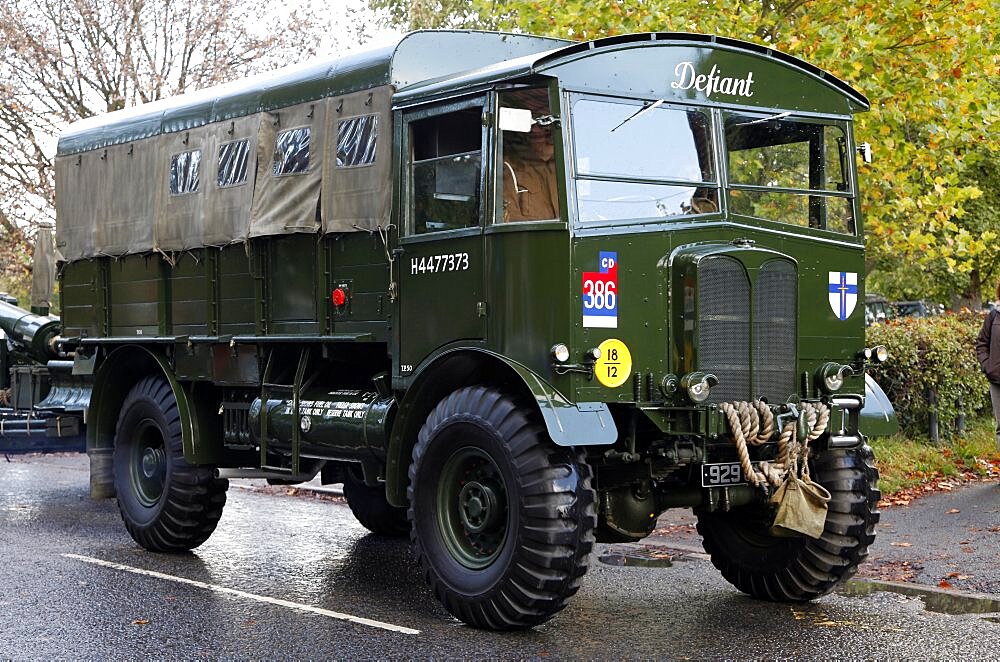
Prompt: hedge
<box><xmin>866</xmin><ymin>312</ymin><xmax>991</xmax><ymax>438</ymax></box>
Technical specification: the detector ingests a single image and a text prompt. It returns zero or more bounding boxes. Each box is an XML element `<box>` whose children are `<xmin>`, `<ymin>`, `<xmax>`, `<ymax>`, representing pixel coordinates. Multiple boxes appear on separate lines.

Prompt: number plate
<box><xmin>701</xmin><ymin>462</ymin><xmax>747</xmax><ymax>487</ymax></box>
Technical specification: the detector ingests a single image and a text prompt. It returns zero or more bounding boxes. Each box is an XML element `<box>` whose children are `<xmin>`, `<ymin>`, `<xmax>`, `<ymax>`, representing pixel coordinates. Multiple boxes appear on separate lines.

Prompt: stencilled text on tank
<box><xmin>283</xmin><ymin>400</ymin><xmax>372</xmax><ymax>419</ymax></box>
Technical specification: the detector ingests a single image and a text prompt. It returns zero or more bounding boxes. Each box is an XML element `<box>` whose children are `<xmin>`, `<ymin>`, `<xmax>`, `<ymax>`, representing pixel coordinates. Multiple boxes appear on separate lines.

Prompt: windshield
<box><xmin>725</xmin><ymin>112</ymin><xmax>854</xmax><ymax>234</ymax></box>
<box><xmin>570</xmin><ymin>95</ymin><xmax>717</xmax><ymax>222</ymax></box>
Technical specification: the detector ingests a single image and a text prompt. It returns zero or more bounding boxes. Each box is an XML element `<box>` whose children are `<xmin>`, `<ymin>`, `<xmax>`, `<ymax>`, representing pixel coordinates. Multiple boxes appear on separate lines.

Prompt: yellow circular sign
<box><xmin>595</xmin><ymin>338</ymin><xmax>632</xmax><ymax>388</ymax></box>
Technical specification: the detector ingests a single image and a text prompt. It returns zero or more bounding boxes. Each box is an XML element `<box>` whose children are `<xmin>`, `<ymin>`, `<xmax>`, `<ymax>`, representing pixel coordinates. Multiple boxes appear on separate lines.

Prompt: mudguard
<box><xmin>385</xmin><ymin>347</ymin><xmax>618</xmax><ymax>506</ymax></box>
<box><xmin>88</xmin><ymin>345</ymin><xmax>216</xmax><ymax>462</ymax></box>
<box><xmin>502</xmin><ymin>357</ymin><xmax>618</xmax><ymax>446</ymax></box>
<box><xmin>860</xmin><ymin>373</ymin><xmax>898</xmax><ymax>437</ymax></box>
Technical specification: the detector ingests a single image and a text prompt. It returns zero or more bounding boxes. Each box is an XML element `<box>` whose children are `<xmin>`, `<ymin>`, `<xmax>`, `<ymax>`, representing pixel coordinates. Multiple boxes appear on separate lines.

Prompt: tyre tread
<box><xmin>408</xmin><ymin>385</ymin><xmax>595</xmax><ymax>630</ymax></box>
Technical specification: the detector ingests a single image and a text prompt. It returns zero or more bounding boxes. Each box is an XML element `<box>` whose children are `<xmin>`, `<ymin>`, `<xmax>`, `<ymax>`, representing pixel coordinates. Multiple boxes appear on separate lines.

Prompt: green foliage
<box><xmin>866</xmin><ymin>313</ymin><xmax>989</xmax><ymax>437</ymax></box>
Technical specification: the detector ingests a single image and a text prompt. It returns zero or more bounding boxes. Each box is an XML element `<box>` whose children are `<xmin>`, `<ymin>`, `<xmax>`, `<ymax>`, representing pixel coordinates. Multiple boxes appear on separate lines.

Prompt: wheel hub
<box><xmin>436</xmin><ymin>445</ymin><xmax>509</xmax><ymax>569</ymax></box>
<box><xmin>130</xmin><ymin>420</ymin><xmax>167</xmax><ymax>507</ymax></box>
<box><xmin>141</xmin><ymin>447</ymin><xmax>165</xmax><ymax>479</ymax></box>
<box><xmin>458</xmin><ymin>481</ymin><xmax>500</xmax><ymax>533</ymax></box>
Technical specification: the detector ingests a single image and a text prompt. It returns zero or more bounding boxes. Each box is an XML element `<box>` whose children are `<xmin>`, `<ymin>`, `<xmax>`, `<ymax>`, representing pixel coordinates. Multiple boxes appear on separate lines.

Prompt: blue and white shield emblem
<box><xmin>828</xmin><ymin>272</ymin><xmax>858</xmax><ymax>320</ymax></box>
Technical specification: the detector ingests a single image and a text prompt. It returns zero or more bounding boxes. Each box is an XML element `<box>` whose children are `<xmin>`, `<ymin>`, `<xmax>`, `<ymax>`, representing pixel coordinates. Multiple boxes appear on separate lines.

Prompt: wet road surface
<box><xmin>2</xmin><ymin>454</ymin><xmax>997</xmax><ymax>658</ymax></box>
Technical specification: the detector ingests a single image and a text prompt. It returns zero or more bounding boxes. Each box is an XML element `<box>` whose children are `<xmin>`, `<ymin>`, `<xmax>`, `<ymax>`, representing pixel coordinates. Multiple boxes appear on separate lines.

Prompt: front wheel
<box><xmin>113</xmin><ymin>376</ymin><xmax>228</xmax><ymax>552</ymax></box>
<box><xmin>409</xmin><ymin>386</ymin><xmax>596</xmax><ymax>630</ymax></box>
<box><xmin>696</xmin><ymin>444</ymin><xmax>880</xmax><ymax>601</ymax></box>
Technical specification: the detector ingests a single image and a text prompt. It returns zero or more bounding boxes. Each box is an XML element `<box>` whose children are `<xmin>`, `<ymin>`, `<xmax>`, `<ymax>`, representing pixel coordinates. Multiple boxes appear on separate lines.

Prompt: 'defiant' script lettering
<box><xmin>670</xmin><ymin>62</ymin><xmax>755</xmax><ymax>98</ymax></box>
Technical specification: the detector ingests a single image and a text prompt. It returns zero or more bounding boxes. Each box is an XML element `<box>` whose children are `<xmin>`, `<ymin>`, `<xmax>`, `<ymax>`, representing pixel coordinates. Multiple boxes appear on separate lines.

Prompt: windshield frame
<box><xmin>566</xmin><ymin>91</ymin><xmax>721</xmax><ymax>228</ymax></box>
<box><xmin>722</xmin><ymin>110</ymin><xmax>857</xmax><ymax>235</ymax></box>
<box><xmin>563</xmin><ymin>88</ymin><xmax>861</xmax><ymax>238</ymax></box>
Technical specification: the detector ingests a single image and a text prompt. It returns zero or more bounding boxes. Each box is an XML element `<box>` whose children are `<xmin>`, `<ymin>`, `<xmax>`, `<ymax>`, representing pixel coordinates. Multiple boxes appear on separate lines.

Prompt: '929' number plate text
<box><xmin>701</xmin><ymin>462</ymin><xmax>746</xmax><ymax>487</ymax></box>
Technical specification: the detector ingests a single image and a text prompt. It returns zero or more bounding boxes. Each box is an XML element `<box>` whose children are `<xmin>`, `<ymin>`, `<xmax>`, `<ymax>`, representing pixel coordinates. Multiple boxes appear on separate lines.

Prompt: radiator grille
<box><xmin>754</xmin><ymin>259</ymin><xmax>797</xmax><ymax>401</ymax></box>
<box><xmin>697</xmin><ymin>257</ymin><xmax>750</xmax><ymax>403</ymax></box>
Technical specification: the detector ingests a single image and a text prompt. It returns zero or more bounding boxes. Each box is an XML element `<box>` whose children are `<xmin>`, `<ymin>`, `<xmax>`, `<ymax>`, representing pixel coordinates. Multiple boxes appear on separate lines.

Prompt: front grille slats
<box><xmin>754</xmin><ymin>260</ymin><xmax>797</xmax><ymax>401</ymax></box>
<box><xmin>697</xmin><ymin>257</ymin><xmax>750</xmax><ymax>403</ymax></box>
<box><xmin>696</xmin><ymin>256</ymin><xmax>796</xmax><ymax>404</ymax></box>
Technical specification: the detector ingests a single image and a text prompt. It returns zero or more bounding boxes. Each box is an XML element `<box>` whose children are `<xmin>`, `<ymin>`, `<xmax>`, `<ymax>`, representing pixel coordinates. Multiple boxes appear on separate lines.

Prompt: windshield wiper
<box><xmin>611</xmin><ymin>99</ymin><xmax>665</xmax><ymax>132</ymax></box>
<box><xmin>731</xmin><ymin>111</ymin><xmax>792</xmax><ymax>127</ymax></box>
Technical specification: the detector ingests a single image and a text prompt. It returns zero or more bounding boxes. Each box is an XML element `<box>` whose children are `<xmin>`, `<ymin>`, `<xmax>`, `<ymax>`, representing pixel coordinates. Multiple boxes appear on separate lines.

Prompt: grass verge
<box><xmin>869</xmin><ymin>417</ymin><xmax>1000</xmax><ymax>498</ymax></box>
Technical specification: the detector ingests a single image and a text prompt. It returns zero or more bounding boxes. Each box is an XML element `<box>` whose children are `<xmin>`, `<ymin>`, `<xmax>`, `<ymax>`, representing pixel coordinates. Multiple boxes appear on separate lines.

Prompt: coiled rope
<box><xmin>719</xmin><ymin>400</ymin><xmax>830</xmax><ymax>488</ymax></box>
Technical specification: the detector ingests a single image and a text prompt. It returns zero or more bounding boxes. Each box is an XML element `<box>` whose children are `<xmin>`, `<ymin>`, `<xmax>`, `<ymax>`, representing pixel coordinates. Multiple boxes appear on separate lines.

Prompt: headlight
<box><xmin>874</xmin><ymin>345</ymin><xmax>888</xmax><ymax>363</ymax></box>
<box><xmin>818</xmin><ymin>363</ymin><xmax>854</xmax><ymax>393</ymax></box>
<box><xmin>551</xmin><ymin>343</ymin><xmax>570</xmax><ymax>363</ymax></box>
<box><xmin>680</xmin><ymin>372</ymin><xmax>719</xmax><ymax>403</ymax></box>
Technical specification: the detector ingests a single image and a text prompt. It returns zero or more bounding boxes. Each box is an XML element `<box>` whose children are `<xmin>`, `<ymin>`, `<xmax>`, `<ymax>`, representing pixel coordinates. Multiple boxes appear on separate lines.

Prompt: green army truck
<box><xmin>45</xmin><ymin>30</ymin><xmax>885</xmax><ymax>629</ymax></box>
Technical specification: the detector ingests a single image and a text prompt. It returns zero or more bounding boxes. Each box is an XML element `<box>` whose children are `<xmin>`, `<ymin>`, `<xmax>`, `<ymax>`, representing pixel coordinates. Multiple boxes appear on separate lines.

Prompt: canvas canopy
<box><xmin>54</xmin><ymin>31</ymin><xmax>570</xmax><ymax>262</ymax></box>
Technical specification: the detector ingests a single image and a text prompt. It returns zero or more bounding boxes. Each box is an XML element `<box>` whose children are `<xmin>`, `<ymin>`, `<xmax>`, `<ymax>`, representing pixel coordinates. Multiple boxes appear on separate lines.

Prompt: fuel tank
<box><xmin>248</xmin><ymin>388</ymin><xmax>395</xmax><ymax>459</ymax></box>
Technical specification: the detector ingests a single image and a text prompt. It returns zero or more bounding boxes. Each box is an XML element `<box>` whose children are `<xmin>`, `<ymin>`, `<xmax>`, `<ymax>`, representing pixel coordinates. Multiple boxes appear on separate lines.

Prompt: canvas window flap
<box><xmin>203</xmin><ymin>115</ymin><xmax>260</xmax><ymax>246</ymax></box>
<box><xmin>97</xmin><ymin>142</ymin><xmax>155</xmax><ymax>256</ymax></box>
<box><xmin>249</xmin><ymin>101</ymin><xmax>325</xmax><ymax>237</ymax></box>
<box><xmin>54</xmin><ymin>154</ymin><xmax>96</xmax><ymax>261</ymax></box>
<box><xmin>155</xmin><ymin>131</ymin><xmax>206</xmax><ymax>252</ymax></box>
<box><xmin>323</xmin><ymin>86</ymin><xmax>393</xmax><ymax>233</ymax></box>
<box><xmin>30</xmin><ymin>226</ymin><xmax>56</xmax><ymax>309</ymax></box>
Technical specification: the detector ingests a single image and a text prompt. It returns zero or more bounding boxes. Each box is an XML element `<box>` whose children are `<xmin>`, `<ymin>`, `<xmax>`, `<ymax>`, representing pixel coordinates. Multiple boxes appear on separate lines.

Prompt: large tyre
<box><xmin>408</xmin><ymin>386</ymin><xmax>596</xmax><ymax>630</ymax></box>
<box><xmin>696</xmin><ymin>444</ymin><xmax>880</xmax><ymax>601</ymax></box>
<box><xmin>343</xmin><ymin>466</ymin><xmax>409</xmax><ymax>536</ymax></box>
<box><xmin>113</xmin><ymin>376</ymin><xmax>228</xmax><ymax>552</ymax></box>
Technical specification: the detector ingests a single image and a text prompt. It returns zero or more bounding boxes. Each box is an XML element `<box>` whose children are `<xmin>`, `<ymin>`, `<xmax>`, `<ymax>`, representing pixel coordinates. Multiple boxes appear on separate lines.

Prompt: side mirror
<box><xmin>857</xmin><ymin>142</ymin><xmax>873</xmax><ymax>164</ymax></box>
<box><xmin>499</xmin><ymin>107</ymin><xmax>533</xmax><ymax>133</ymax></box>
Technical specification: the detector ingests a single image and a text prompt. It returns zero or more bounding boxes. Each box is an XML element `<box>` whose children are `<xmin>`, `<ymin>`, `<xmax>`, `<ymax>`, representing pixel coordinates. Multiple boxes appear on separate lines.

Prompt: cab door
<box><xmin>397</xmin><ymin>97</ymin><xmax>490</xmax><ymax>377</ymax></box>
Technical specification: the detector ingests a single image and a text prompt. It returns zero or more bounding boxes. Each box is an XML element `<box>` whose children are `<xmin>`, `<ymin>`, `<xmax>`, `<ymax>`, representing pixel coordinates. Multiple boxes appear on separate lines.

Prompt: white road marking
<box><xmin>62</xmin><ymin>553</ymin><xmax>420</xmax><ymax>635</ymax></box>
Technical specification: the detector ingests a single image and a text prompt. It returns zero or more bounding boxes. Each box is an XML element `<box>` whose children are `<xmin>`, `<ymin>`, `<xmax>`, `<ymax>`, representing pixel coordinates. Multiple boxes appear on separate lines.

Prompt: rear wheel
<box><xmin>409</xmin><ymin>385</ymin><xmax>596</xmax><ymax>630</ymax></box>
<box><xmin>113</xmin><ymin>376</ymin><xmax>228</xmax><ymax>552</ymax></box>
<box><xmin>696</xmin><ymin>444</ymin><xmax>880</xmax><ymax>600</ymax></box>
<box><xmin>343</xmin><ymin>467</ymin><xmax>409</xmax><ymax>536</ymax></box>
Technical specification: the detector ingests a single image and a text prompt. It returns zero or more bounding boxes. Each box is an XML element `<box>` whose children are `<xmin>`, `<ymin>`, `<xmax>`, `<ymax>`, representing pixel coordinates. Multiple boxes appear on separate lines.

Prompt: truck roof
<box><xmin>57</xmin><ymin>30</ymin><xmax>867</xmax><ymax>157</ymax></box>
<box><xmin>57</xmin><ymin>30</ymin><xmax>570</xmax><ymax>156</ymax></box>
<box><xmin>395</xmin><ymin>32</ymin><xmax>869</xmax><ymax>111</ymax></box>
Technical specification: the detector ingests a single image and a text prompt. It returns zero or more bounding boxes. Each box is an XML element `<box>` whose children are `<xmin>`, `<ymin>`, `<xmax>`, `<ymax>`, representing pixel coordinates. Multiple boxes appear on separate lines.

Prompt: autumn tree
<box><xmin>0</xmin><ymin>0</ymin><xmax>335</xmax><ymax>296</ymax></box>
<box><xmin>367</xmin><ymin>0</ymin><xmax>497</xmax><ymax>30</ymax></box>
<box><xmin>374</xmin><ymin>0</ymin><xmax>1000</xmax><ymax>303</ymax></box>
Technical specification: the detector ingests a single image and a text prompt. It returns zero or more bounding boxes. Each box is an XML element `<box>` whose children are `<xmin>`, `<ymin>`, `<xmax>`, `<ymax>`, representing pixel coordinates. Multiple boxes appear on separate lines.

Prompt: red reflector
<box><xmin>331</xmin><ymin>288</ymin><xmax>347</xmax><ymax>307</ymax></box>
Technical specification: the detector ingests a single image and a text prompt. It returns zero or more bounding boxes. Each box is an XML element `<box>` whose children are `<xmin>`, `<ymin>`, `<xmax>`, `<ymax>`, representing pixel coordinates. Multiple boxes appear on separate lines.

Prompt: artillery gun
<box><xmin>0</xmin><ymin>293</ymin><xmax>87</xmax><ymax>453</ymax></box>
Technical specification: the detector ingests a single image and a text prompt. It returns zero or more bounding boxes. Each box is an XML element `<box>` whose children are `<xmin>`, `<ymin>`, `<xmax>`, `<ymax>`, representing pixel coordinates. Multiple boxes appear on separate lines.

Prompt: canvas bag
<box><xmin>769</xmin><ymin>472</ymin><xmax>831</xmax><ymax>539</ymax></box>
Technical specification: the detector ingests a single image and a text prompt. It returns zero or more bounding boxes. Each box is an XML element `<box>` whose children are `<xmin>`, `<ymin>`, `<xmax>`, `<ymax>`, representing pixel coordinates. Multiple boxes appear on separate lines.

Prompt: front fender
<box><xmin>860</xmin><ymin>373</ymin><xmax>898</xmax><ymax>437</ymax></box>
<box><xmin>502</xmin><ymin>358</ymin><xmax>618</xmax><ymax>447</ymax></box>
<box><xmin>384</xmin><ymin>347</ymin><xmax>617</xmax><ymax>506</ymax></box>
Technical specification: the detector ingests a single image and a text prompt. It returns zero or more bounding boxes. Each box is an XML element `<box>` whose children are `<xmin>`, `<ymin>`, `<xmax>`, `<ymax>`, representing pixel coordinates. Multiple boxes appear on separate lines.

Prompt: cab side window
<box><xmin>410</xmin><ymin>108</ymin><xmax>482</xmax><ymax>234</ymax></box>
<box><xmin>500</xmin><ymin>89</ymin><xmax>558</xmax><ymax>222</ymax></box>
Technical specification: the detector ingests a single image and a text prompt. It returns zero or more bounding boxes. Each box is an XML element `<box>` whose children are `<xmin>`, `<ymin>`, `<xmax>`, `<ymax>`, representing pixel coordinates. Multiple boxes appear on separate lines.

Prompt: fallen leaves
<box><xmin>890</xmin><ymin>541</ymin><xmax>913</xmax><ymax>547</ymax></box>
<box><xmin>946</xmin><ymin>508</ymin><xmax>961</xmax><ymax>514</ymax></box>
<box><xmin>131</xmin><ymin>619</ymin><xmax>149</xmax><ymax>626</ymax></box>
<box><xmin>857</xmin><ymin>558</ymin><xmax>922</xmax><ymax>582</ymax></box>
<box><xmin>938</xmin><ymin>580</ymin><xmax>953</xmax><ymax>589</ymax></box>
<box><xmin>877</xmin><ymin>461</ymin><xmax>999</xmax><ymax>509</ymax></box>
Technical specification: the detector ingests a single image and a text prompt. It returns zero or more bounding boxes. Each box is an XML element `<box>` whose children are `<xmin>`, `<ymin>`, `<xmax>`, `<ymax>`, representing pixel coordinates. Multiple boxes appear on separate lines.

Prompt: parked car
<box><xmin>865</xmin><ymin>294</ymin><xmax>895</xmax><ymax>326</ymax></box>
<box><xmin>893</xmin><ymin>300</ymin><xmax>943</xmax><ymax>319</ymax></box>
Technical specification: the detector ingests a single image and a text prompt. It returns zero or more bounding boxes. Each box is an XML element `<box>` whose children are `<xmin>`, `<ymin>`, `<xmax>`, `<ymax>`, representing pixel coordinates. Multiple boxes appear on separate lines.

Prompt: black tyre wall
<box><xmin>343</xmin><ymin>467</ymin><xmax>410</xmax><ymax>537</ymax></box>
<box><xmin>113</xmin><ymin>376</ymin><xmax>228</xmax><ymax>552</ymax></box>
<box><xmin>696</xmin><ymin>444</ymin><xmax>880</xmax><ymax>601</ymax></box>
<box><xmin>409</xmin><ymin>386</ymin><xmax>596</xmax><ymax>630</ymax></box>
